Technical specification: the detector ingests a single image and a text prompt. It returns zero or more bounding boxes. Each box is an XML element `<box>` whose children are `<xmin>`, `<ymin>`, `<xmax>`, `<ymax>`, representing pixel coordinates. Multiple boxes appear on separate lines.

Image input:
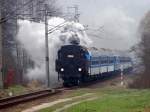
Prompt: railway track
<box><xmin>0</xmin><ymin>74</ymin><xmax>124</xmax><ymax>109</ymax></box>
<box><xmin>0</xmin><ymin>89</ymin><xmax>60</xmax><ymax>109</ymax></box>
<box><xmin>0</xmin><ymin>86</ymin><xmax>79</xmax><ymax>109</ymax></box>
<box><xmin>56</xmin><ymin>74</ymin><xmax>121</xmax><ymax>89</ymax></box>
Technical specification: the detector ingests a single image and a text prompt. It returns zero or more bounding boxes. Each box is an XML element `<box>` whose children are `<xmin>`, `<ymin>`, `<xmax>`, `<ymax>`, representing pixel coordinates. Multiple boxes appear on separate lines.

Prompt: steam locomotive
<box><xmin>55</xmin><ymin>44</ymin><xmax>133</xmax><ymax>87</ymax></box>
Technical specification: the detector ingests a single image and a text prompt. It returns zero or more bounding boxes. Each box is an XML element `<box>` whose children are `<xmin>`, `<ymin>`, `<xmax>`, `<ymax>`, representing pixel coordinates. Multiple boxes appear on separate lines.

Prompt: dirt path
<box><xmin>22</xmin><ymin>93</ymin><xmax>94</xmax><ymax>112</ymax></box>
<box><xmin>53</xmin><ymin>97</ymin><xmax>98</xmax><ymax>112</ymax></box>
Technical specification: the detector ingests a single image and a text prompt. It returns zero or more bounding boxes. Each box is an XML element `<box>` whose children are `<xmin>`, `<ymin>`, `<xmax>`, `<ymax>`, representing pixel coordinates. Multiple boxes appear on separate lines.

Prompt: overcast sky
<box><xmin>58</xmin><ymin>0</ymin><xmax>150</xmax><ymax>50</ymax></box>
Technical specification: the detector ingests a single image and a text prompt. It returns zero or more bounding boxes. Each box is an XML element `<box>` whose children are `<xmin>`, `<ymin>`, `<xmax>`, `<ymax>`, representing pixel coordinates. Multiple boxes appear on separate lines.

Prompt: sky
<box><xmin>58</xmin><ymin>0</ymin><xmax>150</xmax><ymax>50</ymax></box>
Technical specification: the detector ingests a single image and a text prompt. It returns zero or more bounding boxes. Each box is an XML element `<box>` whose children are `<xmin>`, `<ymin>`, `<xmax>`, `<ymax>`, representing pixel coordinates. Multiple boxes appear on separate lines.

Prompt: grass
<box><xmin>66</xmin><ymin>88</ymin><xmax>150</xmax><ymax>112</ymax></box>
<box><xmin>39</xmin><ymin>89</ymin><xmax>94</xmax><ymax>112</ymax></box>
<box><xmin>39</xmin><ymin>87</ymin><xmax>150</xmax><ymax>112</ymax></box>
<box><xmin>67</xmin><ymin>88</ymin><xmax>90</xmax><ymax>97</ymax></box>
<box><xmin>6</xmin><ymin>85</ymin><xmax>27</xmax><ymax>95</ymax></box>
<box><xmin>0</xmin><ymin>85</ymin><xmax>27</xmax><ymax>98</ymax></box>
<box><xmin>39</xmin><ymin>94</ymin><xmax>95</xmax><ymax>112</ymax></box>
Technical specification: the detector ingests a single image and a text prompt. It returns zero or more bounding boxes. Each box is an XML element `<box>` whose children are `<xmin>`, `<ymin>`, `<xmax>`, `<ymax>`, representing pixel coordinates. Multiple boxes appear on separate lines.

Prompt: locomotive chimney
<box><xmin>69</xmin><ymin>34</ymin><xmax>80</xmax><ymax>45</ymax></box>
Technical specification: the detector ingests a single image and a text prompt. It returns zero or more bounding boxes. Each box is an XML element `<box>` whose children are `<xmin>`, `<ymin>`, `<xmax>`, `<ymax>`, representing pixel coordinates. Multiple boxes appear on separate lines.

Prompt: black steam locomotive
<box><xmin>55</xmin><ymin>44</ymin><xmax>132</xmax><ymax>87</ymax></box>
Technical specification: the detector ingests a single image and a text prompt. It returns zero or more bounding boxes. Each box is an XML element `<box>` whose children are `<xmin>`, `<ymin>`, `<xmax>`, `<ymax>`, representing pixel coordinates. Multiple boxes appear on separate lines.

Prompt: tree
<box><xmin>132</xmin><ymin>11</ymin><xmax>150</xmax><ymax>88</ymax></box>
<box><xmin>16</xmin><ymin>0</ymin><xmax>61</xmax><ymax>21</ymax></box>
<box><xmin>0</xmin><ymin>0</ymin><xmax>61</xmax><ymax>86</ymax></box>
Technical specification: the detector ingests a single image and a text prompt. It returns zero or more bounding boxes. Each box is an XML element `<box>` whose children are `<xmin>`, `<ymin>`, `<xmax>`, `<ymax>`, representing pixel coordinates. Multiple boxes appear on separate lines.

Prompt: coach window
<box><xmin>101</xmin><ymin>58</ymin><xmax>107</xmax><ymax>64</ymax></box>
<box><xmin>92</xmin><ymin>61</ymin><xmax>99</xmax><ymax>65</ymax></box>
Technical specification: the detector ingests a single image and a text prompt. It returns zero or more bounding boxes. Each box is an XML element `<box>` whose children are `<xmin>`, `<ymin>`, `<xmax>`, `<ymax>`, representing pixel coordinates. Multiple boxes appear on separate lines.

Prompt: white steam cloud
<box><xmin>17</xmin><ymin>17</ymin><xmax>92</xmax><ymax>87</ymax></box>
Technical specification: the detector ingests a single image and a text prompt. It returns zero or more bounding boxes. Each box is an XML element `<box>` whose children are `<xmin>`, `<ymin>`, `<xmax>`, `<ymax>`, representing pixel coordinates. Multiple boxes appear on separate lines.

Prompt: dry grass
<box><xmin>129</xmin><ymin>72</ymin><xmax>150</xmax><ymax>89</ymax></box>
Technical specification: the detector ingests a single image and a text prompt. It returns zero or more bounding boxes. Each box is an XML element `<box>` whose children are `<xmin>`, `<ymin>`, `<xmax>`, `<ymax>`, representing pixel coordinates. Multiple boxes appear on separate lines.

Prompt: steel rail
<box><xmin>0</xmin><ymin>89</ymin><xmax>60</xmax><ymax>109</ymax></box>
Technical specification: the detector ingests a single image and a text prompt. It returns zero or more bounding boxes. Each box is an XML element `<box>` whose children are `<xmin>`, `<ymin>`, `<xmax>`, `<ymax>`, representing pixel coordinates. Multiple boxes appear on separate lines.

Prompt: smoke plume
<box><xmin>17</xmin><ymin>17</ymin><xmax>92</xmax><ymax>87</ymax></box>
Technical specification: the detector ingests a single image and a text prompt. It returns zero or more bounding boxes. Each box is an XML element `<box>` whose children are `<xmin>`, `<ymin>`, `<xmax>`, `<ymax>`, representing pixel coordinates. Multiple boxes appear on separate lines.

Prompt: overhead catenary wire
<box><xmin>1</xmin><ymin>0</ymin><xmax>116</xmax><ymax>42</ymax></box>
<box><xmin>0</xmin><ymin>0</ymin><xmax>59</xmax><ymax>29</ymax></box>
<box><xmin>0</xmin><ymin>0</ymin><xmax>36</xmax><ymax>24</ymax></box>
<box><xmin>48</xmin><ymin>21</ymin><xmax>67</xmax><ymax>34</ymax></box>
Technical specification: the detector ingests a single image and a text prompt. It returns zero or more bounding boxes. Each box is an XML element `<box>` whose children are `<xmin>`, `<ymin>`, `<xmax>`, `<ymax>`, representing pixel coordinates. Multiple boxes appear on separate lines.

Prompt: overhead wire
<box><xmin>0</xmin><ymin>0</ymin><xmax>36</xmax><ymax>24</ymax></box>
<box><xmin>48</xmin><ymin>21</ymin><xmax>67</xmax><ymax>34</ymax></box>
<box><xmin>0</xmin><ymin>0</ymin><xmax>61</xmax><ymax>31</ymax></box>
<box><xmin>0</xmin><ymin>0</ymin><xmax>112</xmax><ymax>41</ymax></box>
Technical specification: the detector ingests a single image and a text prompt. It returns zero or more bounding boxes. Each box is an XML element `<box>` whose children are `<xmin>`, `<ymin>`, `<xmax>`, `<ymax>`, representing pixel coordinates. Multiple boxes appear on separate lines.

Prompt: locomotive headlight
<box><xmin>60</xmin><ymin>68</ymin><xmax>64</xmax><ymax>72</ymax></box>
<box><xmin>78</xmin><ymin>68</ymin><xmax>82</xmax><ymax>71</ymax></box>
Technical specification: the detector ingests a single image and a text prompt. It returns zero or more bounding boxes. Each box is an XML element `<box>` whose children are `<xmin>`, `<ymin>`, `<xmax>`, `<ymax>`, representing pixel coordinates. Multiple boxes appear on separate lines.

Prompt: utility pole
<box><xmin>67</xmin><ymin>5</ymin><xmax>80</xmax><ymax>22</ymax></box>
<box><xmin>74</xmin><ymin>5</ymin><xmax>79</xmax><ymax>22</ymax></box>
<box><xmin>0</xmin><ymin>2</ymin><xmax>4</xmax><ymax>89</ymax></box>
<box><xmin>120</xmin><ymin>65</ymin><xmax>124</xmax><ymax>86</ymax></box>
<box><xmin>44</xmin><ymin>4</ymin><xmax>50</xmax><ymax>88</ymax></box>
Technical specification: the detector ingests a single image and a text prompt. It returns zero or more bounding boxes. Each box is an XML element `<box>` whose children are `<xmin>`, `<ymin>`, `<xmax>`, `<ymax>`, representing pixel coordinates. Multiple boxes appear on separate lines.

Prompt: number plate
<box><xmin>67</xmin><ymin>55</ymin><xmax>74</xmax><ymax>58</ymax></box>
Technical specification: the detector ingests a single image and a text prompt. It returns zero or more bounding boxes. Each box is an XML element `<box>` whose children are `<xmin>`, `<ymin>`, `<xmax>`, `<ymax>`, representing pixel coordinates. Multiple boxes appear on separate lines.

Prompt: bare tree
<box><xmin>1</xmin><ymin>0</ymin><xmax>18</xmax><ymax>87</ymax></box>
<box><xmin>16</xmin><ymin>0</ymin><xmax>61</xmax><ymax>21</ymax></box>
<box><xmin>131</xmin><ymin>11</ymin><xmax>150</xmax><ymax>88</ymax></box>
<box><xmin>0</xmin><ymin>0</ymin><xmax>61</xmax><ymax>86</ymax></box>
